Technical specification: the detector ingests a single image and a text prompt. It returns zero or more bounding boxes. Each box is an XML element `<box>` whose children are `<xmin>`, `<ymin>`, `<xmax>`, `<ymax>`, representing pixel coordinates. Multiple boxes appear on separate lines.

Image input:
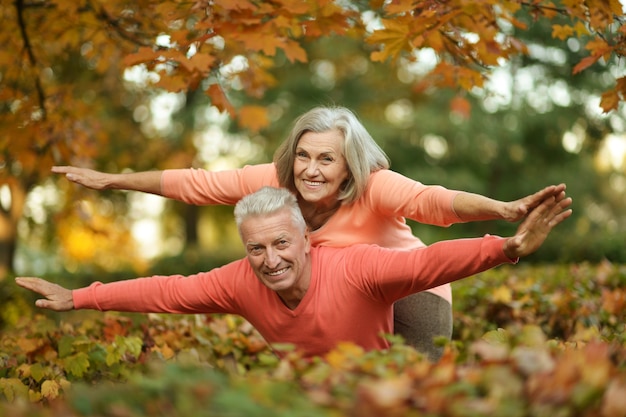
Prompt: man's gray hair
<box><xmin>234</xmin><ymin>187</ymin><xmax>307</xmax><ymax>233</ymax></box>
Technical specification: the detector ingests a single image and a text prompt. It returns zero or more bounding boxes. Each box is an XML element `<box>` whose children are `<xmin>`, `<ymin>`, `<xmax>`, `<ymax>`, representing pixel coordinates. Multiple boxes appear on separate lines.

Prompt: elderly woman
<box><xmin>53</xmin><ymin>106</ymin><xmax>565</xmax><ymax>361</ymax></box>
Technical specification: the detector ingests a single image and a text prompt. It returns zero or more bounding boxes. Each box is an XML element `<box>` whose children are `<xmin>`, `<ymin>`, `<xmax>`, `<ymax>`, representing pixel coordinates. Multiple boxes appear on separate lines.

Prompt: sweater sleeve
<box><xmin>160</xmin><ymin>163</ymin><xmax>279</xmax><ymax>205</ymax></box>
<box><xmin>365</xmin><ymin>169</ymin><xmax>462</xmax><ymax>226</ymax></box>
<box><xmin>72</xmin><ymin>261</ymin><xmax>250</xmax><ymax>314</ymax></box>
<box><xmin>340</xmin><ymin>234</ymin><xmax>516</xmax><ymax>303</ymax></box>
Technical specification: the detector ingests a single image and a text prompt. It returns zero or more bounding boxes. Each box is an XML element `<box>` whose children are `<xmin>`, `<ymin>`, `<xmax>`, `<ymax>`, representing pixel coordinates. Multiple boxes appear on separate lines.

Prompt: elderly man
<box><xmin>16</xmin><ymin>186</ymin><xmax>572</xmax><ymax>358</ymax></box>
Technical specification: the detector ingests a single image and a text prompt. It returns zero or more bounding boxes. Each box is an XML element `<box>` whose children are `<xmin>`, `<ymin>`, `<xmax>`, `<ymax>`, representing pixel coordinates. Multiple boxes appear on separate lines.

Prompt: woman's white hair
<box><xmin>273</xmin><ymin>106</ymin><xmax>390</xmax><ymax>204</ymax></box>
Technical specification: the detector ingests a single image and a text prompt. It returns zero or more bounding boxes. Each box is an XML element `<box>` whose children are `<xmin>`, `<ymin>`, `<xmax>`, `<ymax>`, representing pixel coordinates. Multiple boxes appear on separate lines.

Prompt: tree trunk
<box><xmin>0</xmin><ymin>179</ymin><xmax>26</xmax><ymax>280</ymax></box>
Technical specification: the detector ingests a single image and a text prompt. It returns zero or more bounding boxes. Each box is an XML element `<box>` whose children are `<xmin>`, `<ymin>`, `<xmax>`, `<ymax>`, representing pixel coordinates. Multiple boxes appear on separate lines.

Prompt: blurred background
<box><xmin>1</xmin><ymin>2</ymin><xmax>625</xmax><ymax>294</ymax></box>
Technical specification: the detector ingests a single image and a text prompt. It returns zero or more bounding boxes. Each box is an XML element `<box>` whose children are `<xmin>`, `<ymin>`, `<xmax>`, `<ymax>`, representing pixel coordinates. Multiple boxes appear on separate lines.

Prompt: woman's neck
<box><xmin>298</xmin><ymin>199</ymin><xmax>341</xmax><ymax>231</ymax></box>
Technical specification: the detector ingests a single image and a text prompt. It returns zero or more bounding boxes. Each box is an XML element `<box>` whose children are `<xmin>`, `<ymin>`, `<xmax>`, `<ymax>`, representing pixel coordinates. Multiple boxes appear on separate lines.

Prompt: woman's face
<box><xmin>293</xmin><ymin>130</ymin><xmax>349</xmax><ymax>208</ymax></box>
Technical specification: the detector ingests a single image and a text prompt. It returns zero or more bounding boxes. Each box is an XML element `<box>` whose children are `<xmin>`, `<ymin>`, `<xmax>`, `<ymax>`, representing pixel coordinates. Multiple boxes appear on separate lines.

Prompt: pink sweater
<box><xmin>73</xmin><ymin>236</ymin><xmax>514</xmax><ymax>357</ymax></box>
<box><xmin>161</xmin><ymin>164</ymin><xmax>463</xmax><ymax>302</ymax></box>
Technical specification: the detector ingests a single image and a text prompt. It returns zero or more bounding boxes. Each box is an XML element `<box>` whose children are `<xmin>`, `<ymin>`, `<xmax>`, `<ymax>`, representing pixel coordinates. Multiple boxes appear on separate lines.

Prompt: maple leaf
<box><xmin>206</xmin><ymin>84</ymin><xmax>236</xmax><ymax>117</ymax></box>
<box><xmin>282</xmin><ymin>38</ymin><xmax>307</xmax><ymax>63</ymax></box>
<box><xmin>63</xmin><ymin>352</ymin><xmax>90</xmax><ymax>378</ymax></box>
<box><xmin>552</xmin><ymin>24</ymin><xmax>575</xmax><ymax>40</ymax></box>
<box><xmin>573</xmin><ymin>55</ymin><xmax>602</xmax><ymax>74</ymax></box>
<box><xmin>41</xmin><ymin>380</ymin><xmax>61</xmax><ymax>401</ymax></box>
<box><xmin>156</xmin><ymin>72</ymin><xmax>190</xmax><ymax>93</ymax></box>
<box><xmin>123</xmin><ymin>47</ymin><xmax>159</xmax><ymax>67</ymax></box>
<box><xmin>367</xmin><ymin>19</ymin><xmax>412</xmax><ymax>62</ymax></box>
<box><xmin>189</xmin><ymin>53</ymin><xmax>216</xmax><ymax>74</ymax></box>
<box><xmin>237</xmin><ymin>105</ymin><xmax>269</xmax><ymax>132</ymax></box>
<box><xmin>600</xmin><ymin>90</ymin><xmax>620</xmax><ymax>112</ymax></box>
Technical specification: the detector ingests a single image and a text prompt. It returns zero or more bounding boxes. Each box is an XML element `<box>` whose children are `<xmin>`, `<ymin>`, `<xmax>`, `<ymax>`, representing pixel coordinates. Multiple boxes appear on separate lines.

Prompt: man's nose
<box><xmin>264</xmin><ymin>249</ymin><xmax>281</xmax><ymax>268</ymax></box>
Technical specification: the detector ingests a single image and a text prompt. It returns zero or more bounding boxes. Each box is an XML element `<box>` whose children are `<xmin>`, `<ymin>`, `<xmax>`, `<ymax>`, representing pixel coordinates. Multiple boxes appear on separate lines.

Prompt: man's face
<box><xmin>240</xmin><ymin>208</ymin><xmax>311</xmax><ymax>306</ymax></box>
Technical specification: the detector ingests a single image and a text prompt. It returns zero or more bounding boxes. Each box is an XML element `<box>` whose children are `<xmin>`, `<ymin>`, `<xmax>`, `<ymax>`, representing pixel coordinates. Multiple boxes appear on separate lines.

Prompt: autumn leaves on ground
<box><xmin>1</xmin><ymin>262</ymin><xmax>625</xmax><ymax>416</ymax></box>
<box><xmin>2</xmin><ymin>1</ymin><xmax>626</xmax><ymax>415</ymax></box>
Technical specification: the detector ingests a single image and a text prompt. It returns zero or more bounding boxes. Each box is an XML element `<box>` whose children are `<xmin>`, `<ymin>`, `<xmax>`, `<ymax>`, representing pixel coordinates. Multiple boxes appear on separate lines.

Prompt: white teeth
<box><xmin>268</xmin><ymin>268</ymin><xmax>288</xmax><ymax>276</ymax></box>
<box><xmin>304</xmin><ymin>180</ymin><xmax>323</xmax><ymax>186</ymax></box>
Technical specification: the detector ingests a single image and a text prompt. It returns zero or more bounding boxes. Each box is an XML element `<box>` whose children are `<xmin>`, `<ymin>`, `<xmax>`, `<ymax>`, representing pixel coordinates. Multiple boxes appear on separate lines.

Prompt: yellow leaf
<box><xmin>552</xmin><ymin>24</ymin><xmax>574</xmax><ymax>40</ymax></box>
<box><xmin>41</xmin><ymin>380</ymin><xmax>61</xmax><ymax>401</ymax></box>
<box><xmin>325</xmin><ymin>342</ymin><xmax>364</xmax><ymax>368</ymax></box>
<box><xmin>573</xmin><ymin>21</ymin><xmax>589</xmax><ymax>37</ymax></box>
<box><xmin>366</xmin><ymin>18</ymin><xmax>412</xmax><ymax>62</ymax></box>
<box><xmin>492</xmin><ymin>285</ymin><xmax>513</xmax><ymax>303</ymax></box>
<box><xmin>17</xmin><ymin>337</ymin><xmax>42</xmax><ymax>354</ymax></box>
<box><xmin>154</xmin><ymin>343</ymin><xmax>175</xmax><ymax>360</ymax></box>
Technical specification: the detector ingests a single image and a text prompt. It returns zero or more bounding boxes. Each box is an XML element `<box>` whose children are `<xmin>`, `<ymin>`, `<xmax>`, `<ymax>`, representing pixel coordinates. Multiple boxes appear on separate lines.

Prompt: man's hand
<box><xmin>503</xmin><ymin>194</ymin><xmax>573</xmax><ymax>259</ymax></box>
<box><xmin>501</xmin><ymin>183</ymin><xmax>567</xmax><ymax>222</ymax></box>
<box><xmin>15</xmin><ymin>277</ymin><xmax>74</xmax><ymax>311</ymax></box>
<box><xmin>52</xmin><ymin>166</ymin><xmax>112</xmax><ymax>190</ymax></box>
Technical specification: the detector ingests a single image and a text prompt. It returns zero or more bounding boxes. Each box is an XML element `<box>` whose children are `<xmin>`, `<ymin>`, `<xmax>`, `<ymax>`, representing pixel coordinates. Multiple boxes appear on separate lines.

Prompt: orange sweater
<box><xmin>161</xmin><ymin>164</ymin><xmax>463</xmax><ymax>302</ymax></box>
<box><xmin>73</xmin><ymin>236</ymin><xmax>513</xmax><ymax>357</ymax></box>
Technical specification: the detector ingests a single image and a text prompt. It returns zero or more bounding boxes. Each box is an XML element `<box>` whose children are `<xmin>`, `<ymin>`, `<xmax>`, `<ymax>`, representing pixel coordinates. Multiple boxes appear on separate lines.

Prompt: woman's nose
<box><xmin>305</xmin><ymin>160</ymin><xmax>319</xmax><ymax>175</ymax></box>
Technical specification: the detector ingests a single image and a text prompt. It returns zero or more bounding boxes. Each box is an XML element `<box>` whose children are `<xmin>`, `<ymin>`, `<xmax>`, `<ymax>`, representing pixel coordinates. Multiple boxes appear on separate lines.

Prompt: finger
<box><xmin>528</xmin><ymin>196</ymin><xmax>556</xmax><ymax>221</ymax></box>
<box><xmin>51</xmin><ymin>166</ymin><xmax>72</xmax><ymax>173</ymax></box>
<box><xmin>547</xmin><ymin>198</ymin><xmax>573</xmax><ymax>226</ymax></box>
<box><xmin>523</xmin><ymin>185</ymin><xmax>559</xmax><ymax>212</ymax></box>
<box><xmin>35</xmin><ymin>299</ymin><xmax>52</xmax><ymax>309</ymax></box>
<box><xmin>549</xmin><ymin>209</ymin><xmax>573</xmax><ymax>227</ymax></box>
<box><xmin>15</xmin><ymin>277</ymin><xmax>42</xmax><ymax>292</ymax></box>
<box><xmin>35</xmin><ymin>298</ymin><xmax>66</xmax><ymax>311</ymax></box>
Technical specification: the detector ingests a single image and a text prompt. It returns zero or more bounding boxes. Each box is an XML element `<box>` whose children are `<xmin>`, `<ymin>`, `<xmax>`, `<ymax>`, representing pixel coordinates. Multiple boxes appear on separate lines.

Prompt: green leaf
<box><xmin>63</xmin><ymin>352</ymin><xmax>90</xmax><ymax>378</ymax></box>
<box><xmin>30</xmin><ymin>363</ymin><xmax>45</xmax><ymax>382</ymax></box>
<box><xmin>482</xmin><ymin>328</ymin><xmax>510</xmax><ymax>345</ymax></box>
<box><xmin>58</xmin><ymin>335</ymin><xmax>74</xmax><ymax>358</ymax></box>
<box><xmin>0</xmin><ymin>378</ymin><xmax>29</xmax><ymax>402</ymax></box>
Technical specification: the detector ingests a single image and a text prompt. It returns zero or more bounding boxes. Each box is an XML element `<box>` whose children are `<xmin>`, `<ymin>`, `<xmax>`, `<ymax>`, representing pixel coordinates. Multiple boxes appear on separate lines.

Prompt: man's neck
<box><xmin>276</xmin><ymin>256</ymin><xmax>312</xmax><ymax>310</ymax></box>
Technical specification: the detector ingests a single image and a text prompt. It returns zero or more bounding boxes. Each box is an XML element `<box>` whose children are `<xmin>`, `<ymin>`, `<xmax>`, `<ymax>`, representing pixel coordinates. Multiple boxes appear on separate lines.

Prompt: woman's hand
<box><xmin>501</xmin><ymin>184</ymin><xmax>567</xmax><ymax>222</ymax></box>
<box><xmin>52</xmin><ymin>166</ymin><xmax>113</xmax><ymax>190</ymax></box>
<box><xmin>15</xmin><ymin>277</ymin><xmax>74</xmax><ymax>311</ymax></box>
<box><xmin>52</xmin><ymin>166</ymin><xmax>164</xmax><ymax>195</ymax></box>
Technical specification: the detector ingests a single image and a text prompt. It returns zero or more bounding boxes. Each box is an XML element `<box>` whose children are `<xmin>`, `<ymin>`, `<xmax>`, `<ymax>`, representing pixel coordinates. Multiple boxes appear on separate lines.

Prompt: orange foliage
<box><xmin>1</xmin><ymin>0</ymin><xmax>625</xmax><ymax>274</ymax></box>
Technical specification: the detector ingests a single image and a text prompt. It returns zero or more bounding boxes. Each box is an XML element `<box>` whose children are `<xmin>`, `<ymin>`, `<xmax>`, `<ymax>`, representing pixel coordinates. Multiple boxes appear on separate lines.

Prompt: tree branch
<box><xmin>14</xmin><ymin>0</ymin><xmax>47</xmax><ymax>120</ymax></box>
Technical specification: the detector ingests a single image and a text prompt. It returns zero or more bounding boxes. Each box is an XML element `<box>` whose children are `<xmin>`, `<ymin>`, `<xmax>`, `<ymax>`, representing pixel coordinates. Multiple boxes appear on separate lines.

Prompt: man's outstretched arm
<box><xmin>503</xmin><ymin>193</ymin><xmax>572</xmax><ymax>259</ymax></box>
